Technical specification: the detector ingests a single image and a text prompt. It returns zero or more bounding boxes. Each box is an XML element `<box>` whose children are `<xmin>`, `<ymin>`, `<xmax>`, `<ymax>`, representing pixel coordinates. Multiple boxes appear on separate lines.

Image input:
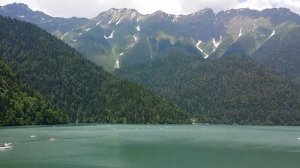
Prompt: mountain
<box><xmin>116</xmin><ymin>50</ymin><xmax>300</xmax><ymax>125</ymax></box>
<box><xmin>2</xmin><ymin>4</ymin><xmax>300</xmax><ymax>80</ymax></box>
<box><xmin>0</xmin><ymin>3</ymin><xmax>89</xmax><ymax>37</ymax></box>
<box><xmin>0</xmin><ymin>58</ymin><xmax>67</xmax><ymax>126</ymax></box>
<box><xmin>0</xmin><ymin>16</ymin><xmax>186</xmax><ymax>124</ymax></box>
<box><xmin>251</xmin><ymin>26</ymin><xmax>300</xmax><ymax>84</ymax></box>
<box><xmin>57</xmin><ymin>8</ymin><xmax>219</xmax><ymax>71</ymax></box>
<box><xmin>59</xmin><ymin>7</ymin><xmax>300</xmax><ymax>77</ymax></box>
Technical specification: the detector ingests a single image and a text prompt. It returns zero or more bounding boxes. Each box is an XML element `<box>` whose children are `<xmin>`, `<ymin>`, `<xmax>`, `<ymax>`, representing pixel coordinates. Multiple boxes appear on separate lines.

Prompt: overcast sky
<box><xmin>0</xmin><ymin>0</ymin><xmax>299</xmax><ymax>18</ymax></box>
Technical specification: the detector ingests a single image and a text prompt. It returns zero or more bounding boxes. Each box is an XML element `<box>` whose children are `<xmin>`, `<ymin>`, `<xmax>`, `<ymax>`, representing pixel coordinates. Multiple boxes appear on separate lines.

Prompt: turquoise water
<box><xmin>0</xmin><ymin>125</ymin><xmax>300</xmax><ymax>168</ymax></box>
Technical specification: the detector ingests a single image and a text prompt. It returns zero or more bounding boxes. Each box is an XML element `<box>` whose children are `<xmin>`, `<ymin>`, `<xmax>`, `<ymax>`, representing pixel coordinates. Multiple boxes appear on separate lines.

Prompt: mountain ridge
<box><xmin>1</xmin><ymin>3</ymin><xmax>300</xmax><ymax>80</ymax></box>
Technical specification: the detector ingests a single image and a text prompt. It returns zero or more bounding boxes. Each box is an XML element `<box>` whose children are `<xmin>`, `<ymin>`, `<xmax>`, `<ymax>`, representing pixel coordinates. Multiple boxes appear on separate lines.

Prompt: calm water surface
<box><xmin>0</xmin><ymin>125</ymin><xmax>300</xmax><ymax>168</ymax></box>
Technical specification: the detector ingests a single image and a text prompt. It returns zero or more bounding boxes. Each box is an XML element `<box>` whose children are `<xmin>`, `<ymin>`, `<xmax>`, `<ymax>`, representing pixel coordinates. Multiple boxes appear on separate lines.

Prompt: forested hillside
<box><xmin>0</xmin><ymin>59</ymin><xmax>67</xmax><ymax>126</ymax></box>
<box><xmin>117</xmin><ymin>50</ymin><xmax>300</xmax><ymax>125</ymax></box>
<box><xmin>251</xmin><ymin>26</ymin><xmax>300</xmax><ymax>84</ymax></box>
<box><xmin>0</xmin><ymin>16</ymin><xmax>186</xmax><ymax>124</ymax></box>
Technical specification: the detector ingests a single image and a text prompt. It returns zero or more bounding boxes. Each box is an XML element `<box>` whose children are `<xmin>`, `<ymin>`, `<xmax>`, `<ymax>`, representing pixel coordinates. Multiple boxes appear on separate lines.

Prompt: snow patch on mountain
<box><xmin>136</xmin><ymin>25</ymin><xmax>141</xmax><ymax>32</ymax></box>
<box><xmin>137</xmin><ymin>17</ymin><xmax>144</xmax><ymax>22</ymax></box>
<box><xmin>253</xmin><ymin>19</ymin><xmax>257</xmax><ymax>30</ymax></box>
<box><xmin>114</xmin><ymin>59</ymin><xmax>120</xmax><ymax>69</ymax></box>
<box><xmin>172</xmin><ymin>15</ymin><xmax>181</xmax><ymax>22</ymax></box>
<box><xmin>130</xmin><ymin>12</ymin><xmax>137</xmax><ymax>20</ymax></box>
<box><xmin>104</xmin><ymin>30</ymin><xmax>115</xmax><ymax>39</ymax></box>
<box><xmin>18</xmin><ymin>15</ymin><xmax>25</xmax><ymax>18</ymax></box>
<box><xmin>116</xmin><ymin>18</ymin><xmax>122</xmax><ymax>25</ymax></box>
<box><xmin>61</xmin><ymin>32</ymin><xmax>69</xmax><ymax>40</ymax></box>
<box><xmin>268</xmin><ymin>30</ymin><xmax>276</xmax><ymax>39</ymax></box>
<box><xmin>133</xmin><ymin>35</ymin><xmax>138</xmax><ymax>42</ymax></box>
<box><xmin>239</xmin><ymin>28</ymin><xmax>243</xmax><ymax>38</ymax></box>
<box><xmin>108</xmin><ymin>15</ymin><xmax>116</xmax><ymax>25</ymax></box>
<box><xmin>196</xmin><ymin>40</ymin><xmax>209</xmax><ymax>59</ymax></box>
<box><xmin>42</xmin><ymin>19</ymin><xmax>53</xmax><ymax>23</ymax></box>
<box><xmin>213</xmin><ymin>36</ymin><xmax>222</xmax><ymax>52</ymax></box>
<box><xmin>96</xmin><ymin>19</ymin><xmax>103</xmax><ymax>26</ymax></box>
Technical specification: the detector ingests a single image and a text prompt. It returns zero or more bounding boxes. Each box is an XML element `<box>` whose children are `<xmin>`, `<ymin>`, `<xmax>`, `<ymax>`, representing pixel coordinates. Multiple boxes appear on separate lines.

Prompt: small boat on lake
<box><xmin>0</xmin><ymin>143</ymin><xmax>13</xmax><ymax>150</ymax></box>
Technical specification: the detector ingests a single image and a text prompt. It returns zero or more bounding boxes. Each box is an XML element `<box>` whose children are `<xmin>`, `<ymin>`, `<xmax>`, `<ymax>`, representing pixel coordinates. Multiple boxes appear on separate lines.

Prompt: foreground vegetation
<box><xmin>0</xmin><ymin>59</ymin><xmax>67</xmax><ymax>126</ymax></box>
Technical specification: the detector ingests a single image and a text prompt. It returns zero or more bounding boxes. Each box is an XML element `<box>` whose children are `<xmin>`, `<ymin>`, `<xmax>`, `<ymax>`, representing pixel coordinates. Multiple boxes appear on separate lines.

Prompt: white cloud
<box><xmin>0</xmin><ymin>0</ymin><xmax>299</xmax><ymax>18</ymax></box>
<box><xmin>179</xmin><ymin>0</ymin><xmax>240</xmax><ymax>14</ymax></box>
<box><xmin>235</xmin><ymin>0</ymin><xmax>300</xmax><ymax>13</ymax></box>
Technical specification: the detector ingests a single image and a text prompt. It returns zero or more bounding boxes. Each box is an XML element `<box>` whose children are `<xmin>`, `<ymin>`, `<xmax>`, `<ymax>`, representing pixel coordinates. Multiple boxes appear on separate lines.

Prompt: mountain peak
<box><xmin>152</xmin><ymin>10</ymin><xmax>168</xmax><ymax>15</ymax></box>
<box><xmin>94</xmin><ymin>8</ymin><xmax>144</xmax><ymax>26</ymax></box>
<box><xmin>262</xmin><ymin>7</ymin><xmax>297</xmax><ymax>16</ymax></box>
<box><xmin>149</xmin><ymin>10</ymin><xmax>169</xmax><ymax>18</ymax></box>
<box><xmin>4</xmin><ymin>2</ymin><xmax>31</xmax><ymax>11</ymax></box>
<box><xmin>193</xmin><ymin>8</ymin><xmax>214</xmax><ymax>15</ymax></box>
<box><xmin>220</xmin><ymin>8</ymin><xmax>259</xmax><ymax>15</ymax></box>
<box><xmin>102</xmin><ymin>8</ymin><xmax>140</xmax><ymax>15</ymax></box>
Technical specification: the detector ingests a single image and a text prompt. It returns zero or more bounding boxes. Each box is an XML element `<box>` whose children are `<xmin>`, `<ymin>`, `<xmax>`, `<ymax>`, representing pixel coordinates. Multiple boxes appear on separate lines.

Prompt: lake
<box><xmin>0</xmin><ymin>125</ymin><xmax>300</xmax><ymax>168</ymax></box>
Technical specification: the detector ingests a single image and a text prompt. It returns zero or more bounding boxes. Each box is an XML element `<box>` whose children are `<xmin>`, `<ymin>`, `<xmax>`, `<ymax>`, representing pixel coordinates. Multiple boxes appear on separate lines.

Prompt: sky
<box><xmin>0</xmin><ymin>0</ymin><xmax>299</xmax><ymax>18</ymax></box>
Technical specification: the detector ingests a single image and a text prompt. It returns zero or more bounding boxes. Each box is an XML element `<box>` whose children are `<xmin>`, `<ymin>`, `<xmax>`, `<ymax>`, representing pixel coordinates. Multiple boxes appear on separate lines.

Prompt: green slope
<box><xmin>116</xmin><ymin>49</ymin><xmax>300</xmax><ymax>125</ymax></box>
<box><xmin>251</xmin><ymin>26</ymin><xmax>300</xmax><ymax>84</ymax></box>
<box><xmin>0</xmin><ymin>59</ymin><xmax>67</xmax><ymax>126</ymax></box>
<box><xmin>0</xmin><ymin>16</ymin><xmax>186</xmax><ymax>124</ymax></box>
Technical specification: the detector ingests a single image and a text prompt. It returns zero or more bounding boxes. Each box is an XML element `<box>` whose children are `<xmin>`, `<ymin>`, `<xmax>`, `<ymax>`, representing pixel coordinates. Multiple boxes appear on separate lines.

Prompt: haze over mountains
<box><xmin>1</xmin><ymin>3</ymin><xmax>300</xmax><ymax>125</ymax></box>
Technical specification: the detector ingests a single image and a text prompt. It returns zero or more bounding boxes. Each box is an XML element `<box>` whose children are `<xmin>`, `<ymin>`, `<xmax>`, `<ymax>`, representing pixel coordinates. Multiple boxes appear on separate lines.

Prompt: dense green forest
<box><xmin>0</xmin><ymin>59</ymin><xmax>67</xmax><ymax>126</ymax></box>
<box><xmin>0</xmin><ymin>16</ymin><xmax>186</xmax><ymax>124</ymax></box>
<box><xmin>251</xmin><ymin>27</ymin><xmax>300</xmax><ymax>84</ymax></box>
<box><xmin>117</xmin><ymin>49</ymin><xmax>300</xmax><ymax>125</ymax></box>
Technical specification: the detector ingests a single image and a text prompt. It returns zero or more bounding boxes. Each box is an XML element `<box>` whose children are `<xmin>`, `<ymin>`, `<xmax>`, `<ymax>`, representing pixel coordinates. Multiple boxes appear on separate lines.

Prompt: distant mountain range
<box><xmin>1</xmin><ymin>3</ymin><xmax>300</xmax><ymax>80</ymax></box>
<box><xmin>1</xmin><ymin>3</ymin><xmax>300</xmax><ymax>125</ymax></box>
